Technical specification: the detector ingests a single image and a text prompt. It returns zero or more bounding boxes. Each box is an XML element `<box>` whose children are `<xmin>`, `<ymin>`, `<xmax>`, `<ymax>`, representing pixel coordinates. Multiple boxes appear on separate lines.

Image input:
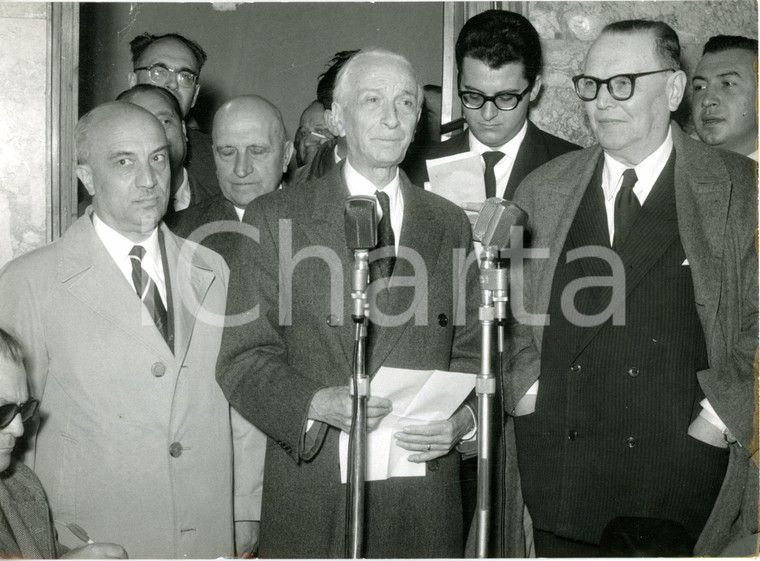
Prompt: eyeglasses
<box><xmin>133</xmin><ymin>63</ymin><xmax>198</xmax><ymax>88</ymax></box>
<box><xmin>458</xmin><ymin>85</ymin><xmax>532</xmax><ymax>111</ymax></box>
<box><xmin>572</xmin><ymin>69</ymin><xmax>676</xmax><ymax>102</ymax></box>
<box><xmin>0</xmin><ymin>399</ymin><xmax>38</xmax><ymax>430</ymax></box>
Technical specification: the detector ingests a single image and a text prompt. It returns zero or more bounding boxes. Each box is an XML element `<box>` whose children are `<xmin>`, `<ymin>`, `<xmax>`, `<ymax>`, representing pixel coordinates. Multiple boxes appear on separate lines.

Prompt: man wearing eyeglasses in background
<box><xmin>129</xmin><ymin>32</ymin><xmax>220</xmax><ymax>208</ymax></box>
<box><xmin>501</xmin><ymin>20</ymin><xmax>757</xmax><ymax>557</ymax></box>
<box><xmin>404</xmin><ymin>9</ymin><xmax>579</xmax><ymax>199</ymax></box>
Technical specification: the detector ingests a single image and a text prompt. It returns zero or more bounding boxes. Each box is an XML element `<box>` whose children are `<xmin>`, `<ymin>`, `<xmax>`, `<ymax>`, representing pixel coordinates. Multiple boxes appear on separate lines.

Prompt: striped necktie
<box><xmin>129</xmin><ymin>245</ymin><xmax>170</xmax><ymax>346</ymax></box>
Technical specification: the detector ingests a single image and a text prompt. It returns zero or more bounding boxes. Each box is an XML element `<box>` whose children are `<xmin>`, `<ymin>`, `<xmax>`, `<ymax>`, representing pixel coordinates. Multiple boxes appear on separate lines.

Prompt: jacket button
<box><xmin>570</xmin><ymin>364</ymin><xmax>581</xmax><ymax>373</ymax></box>
<box><xmin>626</xmin><ymin>437</ymin><xmax>636</xmax><ymax>448</ymax></box>
<box><xmin>326</xmin><ymin>315</ymin><xmax>339</xmax><ymax>327</ymax></box>
<box><xmin>627</xmin><ymin>367</ymin><xmax>640</xmax><ymax>377</ymax></box>
<box><xmin>169</xmin><ymin>442</ymin><xmax>184</xmax><ymax>457</ymax></box>
<box><xmin>428</xmin><ymin>460</ymin><xmax>439</xmax><ymax>471</ymax></box>
<box><xmin>151</xmin><ymin>362</ymin><xmax>166</xmax><ymax>377</ymax></box>
<box><xmin>438</xmin><ymin>314</ymin><xmax>449</xmax><ymax>327</ymax></box>
<box><xmin>567</xmin><ymin>430</ymin><xmax>578</xmax><ymax>441</ymax></box>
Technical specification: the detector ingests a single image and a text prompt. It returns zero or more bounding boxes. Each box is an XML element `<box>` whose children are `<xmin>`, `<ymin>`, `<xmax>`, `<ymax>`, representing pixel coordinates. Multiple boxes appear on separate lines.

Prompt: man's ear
<box><xmin>127</xmin><ymin>72</ymin><xmax>137</xmax><ymax>88</ymax></box>
<box><xmin>667</xmin><ymin>70</ymin><xmax>687</xmax><ymax>112</ymax></box>
<box><xmin>191</xmin><ymin>84</ymin><xmax>200</xmax><ymax>110</ymax></box>
<box><xmin>282</xmin><ymin>140</ymin><xmax>295</xmax><ymax>172</ymax></box>
<box><xmin>76</xmin><ymin>164</ymin><xmax>95</xmax><ymax>196</ymax></box>
<box><xmin>529</xmin><ymin>75</ymin><xmax>542</xmax><ymax>102</ymax></box>
<box><xmin>328</xmin><ymin>103</ymin><xmax>347</xmax><ymax>138</ymax></box>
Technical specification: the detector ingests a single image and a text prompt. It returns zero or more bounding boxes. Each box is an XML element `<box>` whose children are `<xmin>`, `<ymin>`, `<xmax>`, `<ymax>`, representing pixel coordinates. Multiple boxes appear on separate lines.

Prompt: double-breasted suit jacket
<box><xmin>502</xmin><ymin>124</ymin><xmax>758</xmax><ymax>555</ymax></box>
<box><xmin>0</xmin><ymin>209</ymin><xmax>243</xmax><ymax>558</ymax></box>
<box><xmin>217</xmin><ymin>163</ymin><xmax>481</xmax><ymax>558</ymax></box>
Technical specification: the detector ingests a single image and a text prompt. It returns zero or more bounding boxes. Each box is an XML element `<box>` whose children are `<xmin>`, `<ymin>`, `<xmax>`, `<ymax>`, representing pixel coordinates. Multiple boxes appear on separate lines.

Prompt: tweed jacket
<box><xmin>0</xmin><ymin>461</ymin><xmax>61</xmax><ymax>558</ymax></box>
<box><xmin>0</xmin><ymin>210</ymin><xmax>248</xmax><ymax>558</ymax></box>
<box><xmin>217</xmin><ymin>163</ymin><xmax>481</xmax><ymax>557</ymax></box>
<box><xmin>502</xmin><ymin>124</ymin><xmax>758</xmax><ymax>556</ymax></box>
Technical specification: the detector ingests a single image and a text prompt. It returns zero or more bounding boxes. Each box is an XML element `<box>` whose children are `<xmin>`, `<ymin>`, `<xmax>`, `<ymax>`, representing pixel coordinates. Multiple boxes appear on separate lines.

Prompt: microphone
<box><xmin>472</xmin><ymin>197</ymin><xmax>528</xmax><ymax>250</ymax></box>
<box><xmin>344</xmin><ymin>196</ymin><xmax>377</xmax><ymax>321</ymax></box>
<box><xmin>472</xmin><ymin>197</ymin><xmax>528</xmax><ymax>321</ymax></box>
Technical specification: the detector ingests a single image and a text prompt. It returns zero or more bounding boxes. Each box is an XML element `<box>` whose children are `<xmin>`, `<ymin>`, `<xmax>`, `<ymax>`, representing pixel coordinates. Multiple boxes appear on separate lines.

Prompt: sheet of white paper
<box><xmin>426</xmin><ymin>151</ymin><xmax>485</xmax><ymax>209</ymax></box>
<box><xmin>339</xmin><ymin>367</ymin><xmax>476</xmax><ymax>483</ymax></box>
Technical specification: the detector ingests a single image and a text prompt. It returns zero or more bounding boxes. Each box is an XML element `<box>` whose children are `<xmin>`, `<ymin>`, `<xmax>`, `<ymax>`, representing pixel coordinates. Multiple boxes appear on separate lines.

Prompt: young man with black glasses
<box><xmin>404</xmin><ymin>9</ymin><xmax>579</xmax><ymax>199</ymax></box>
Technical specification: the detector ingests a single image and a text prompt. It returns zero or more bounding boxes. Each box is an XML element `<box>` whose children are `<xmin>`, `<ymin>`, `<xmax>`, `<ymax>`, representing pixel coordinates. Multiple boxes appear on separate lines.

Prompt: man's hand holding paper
<box><xmin>339</xmin><ymin>367</ymin><xmax>476</xmax><ymax>483</ymax></box>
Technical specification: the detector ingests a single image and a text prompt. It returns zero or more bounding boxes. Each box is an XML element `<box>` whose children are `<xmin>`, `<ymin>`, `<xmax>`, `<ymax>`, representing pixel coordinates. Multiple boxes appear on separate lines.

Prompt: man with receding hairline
<box><xmin>217</xmin><ymin>49</ymin><xmax>480</xmax><ymax>558</ymax></box>
<box><xmin>0</xmin><ymin>101</ymin><xmax>245</xmax><ymax>558</ymax></box>
<box><xmin>501</xmin><ymin>20</ymin><xmax>757</xmax><ymax>556</ymax></box>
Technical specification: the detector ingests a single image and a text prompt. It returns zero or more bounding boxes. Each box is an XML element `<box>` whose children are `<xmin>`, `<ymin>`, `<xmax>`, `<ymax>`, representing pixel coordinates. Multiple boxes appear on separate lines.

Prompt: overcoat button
<box><xmin>169</xmin><ymin>442</ymin><xmax>183</xmax><ymax>457</ymax></box>
<box><xmin>570</xmin><ymin>364</ymin><xmax>581</xmax><ymax>373</ymax></box>
<box><xmin>438</xmin><ymin>314</ymin><xmax>449</xmax><ymax>327</ymax></box>
<box><xmin>151</xmin><ymin>362</ymin><xmax>166</xmax><ymax>377</ymax></box>
<box><xmin>567</xmin><ymin>430</ymin><xmax>578</xmax><ymax>441</ymax></box>
<box><xmin>627</xmin><ymin>367</ymin><xmax>640</xmax><ymax>377</ymax></box>
<box><xmin>626</xmin><ymin>437</ymin><xmax>636</xmax><ymax>448</ymax></box>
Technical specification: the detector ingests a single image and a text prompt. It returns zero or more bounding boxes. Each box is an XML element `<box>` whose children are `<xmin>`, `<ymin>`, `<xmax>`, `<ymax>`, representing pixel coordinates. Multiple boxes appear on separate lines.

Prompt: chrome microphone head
<box><xmin>473</xmin><ymin>197</ymin><xmax>528</xmax><ymax>249</ymax></box>
<box><xmin>344</xmin><ymin>195</ymin><xmax>377</xmax><ymax>250</ymax></box>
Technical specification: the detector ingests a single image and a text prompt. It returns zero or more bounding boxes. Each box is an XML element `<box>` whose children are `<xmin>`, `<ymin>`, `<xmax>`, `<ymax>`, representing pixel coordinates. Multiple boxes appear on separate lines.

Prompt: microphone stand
<box><xmin>346</xmin><ymin>248</ymin><xmax>370</xmax><ymax>559</ymax></box>
<box><xmin>475</xmin><ymin>246</ymin><xmax>508</xmax><ymax>558</ymax></box>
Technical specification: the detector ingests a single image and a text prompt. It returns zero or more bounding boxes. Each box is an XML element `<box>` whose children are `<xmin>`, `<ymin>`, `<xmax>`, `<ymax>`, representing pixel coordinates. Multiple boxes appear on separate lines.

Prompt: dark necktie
<box><xmin>613</xmin><ymin>168</ymin><xmax>640</xmax><ymax>249</ymax></box>
<box><xmin>129</xmin><ymin>245</ymin><xmax>170</xmax><ymax>345</ymax></box>
<box><xmin>482</xmin><ymin>151</ymin><xmax>505</xmax><ymax>199</ymax></box>
<box><xmin>370</xmin><ymin>190</ymin><xmax>396</xmax><ymax>282</ymax></box>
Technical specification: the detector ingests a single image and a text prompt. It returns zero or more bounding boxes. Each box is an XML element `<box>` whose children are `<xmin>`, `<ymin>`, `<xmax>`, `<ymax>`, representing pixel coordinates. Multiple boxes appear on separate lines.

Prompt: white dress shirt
<box><xmin>344</xmin><ymin>159</ymin><xmax>404</xmax><ymax>252</ymax></box>
<box><xmin>92</xmin><ymin>213</ymin><xmax>167</xmax><ymax>307</ymax></box>
<box><xmin>173</xmin><ymin>168</ymin><xmax>192</xmax><ymax>212</ymax></box>
<box><xmin>601</xmin><ymin>127</ymin><xmax>673</xmax><ymax>245</ymax></box>
<box><xmin>468</xmin><ymin>119</ymin><xmax>528</xmax><ymax>199</ymax></box>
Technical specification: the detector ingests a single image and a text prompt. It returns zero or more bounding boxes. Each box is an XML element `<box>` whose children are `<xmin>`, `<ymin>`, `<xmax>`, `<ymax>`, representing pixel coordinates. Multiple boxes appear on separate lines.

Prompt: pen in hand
<box><xmin>67</xmin><ymin>523</ymin><xmax>94</xmax><ymax>544</ymax></box>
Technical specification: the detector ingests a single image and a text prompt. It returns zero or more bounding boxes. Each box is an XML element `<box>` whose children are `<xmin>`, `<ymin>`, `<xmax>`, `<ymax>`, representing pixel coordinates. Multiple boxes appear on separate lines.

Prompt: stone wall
<box><xmin>0</xmin><ymin>3</ymin><xmax>48</xmax><ymax>267</ymax></box>
<box><xmin>525</xmin><ymin>0</ymin><xmax>758</xmax><ymax>147</ymax></box>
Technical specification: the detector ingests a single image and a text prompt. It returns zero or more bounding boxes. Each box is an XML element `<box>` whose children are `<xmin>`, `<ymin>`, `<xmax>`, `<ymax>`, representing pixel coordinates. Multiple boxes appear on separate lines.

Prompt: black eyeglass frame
<box><xmin>0</xmin><ymin>398</ymin><xmax>38</xmax><ymax>430</ymax></box>
<box><xmin>572</xmin><ymin>68</ymin><xmax>676</xmax><ymax>102</ymax></box>
<box><xmin>457</xmin><ymin>84</ymin><xmax>532</xmax><ymax>111</ymax></box>
<box><xmin>133</xmin><ymin>63</ymin><xmax>199</xmax><ymax>88</ymax></box>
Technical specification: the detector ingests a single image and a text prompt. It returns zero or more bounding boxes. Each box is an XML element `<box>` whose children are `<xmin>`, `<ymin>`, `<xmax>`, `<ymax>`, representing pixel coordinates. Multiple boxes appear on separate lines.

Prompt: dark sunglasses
<box><xmin>0</xmin><ymin>399</ymin><xmax>38</xmax><ymax>430</ymax></box>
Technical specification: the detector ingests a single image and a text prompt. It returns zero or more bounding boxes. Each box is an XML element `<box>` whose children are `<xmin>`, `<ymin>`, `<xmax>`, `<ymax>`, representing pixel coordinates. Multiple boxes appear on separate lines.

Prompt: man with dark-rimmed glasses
<box><xmin>404</xmin><ymin>9</ymin><xmax>579</xmax><ymax>199</ymax></box>
<box><xmin>128</xmin><ymin>32</ymin><xmax>219</xmax><ymax>209</ymax></box>
<box><xmin>502</xmin><ymin>19</ymin><xmax>758</xmax><ymax>557</ymax></box>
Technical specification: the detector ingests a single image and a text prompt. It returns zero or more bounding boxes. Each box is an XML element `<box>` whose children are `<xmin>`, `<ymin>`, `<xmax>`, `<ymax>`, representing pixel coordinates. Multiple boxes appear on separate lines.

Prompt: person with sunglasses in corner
<box><xmin>0</xmin><ymin>327</ymin><xmax>126</xmax><ymax>559</ymax></box>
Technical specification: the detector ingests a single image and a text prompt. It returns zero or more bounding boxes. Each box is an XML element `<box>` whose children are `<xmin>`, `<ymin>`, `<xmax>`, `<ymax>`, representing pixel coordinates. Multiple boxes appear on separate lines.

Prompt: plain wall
<box><xmin>79</xmin><ymin>2</ymin><xmax>444</xmax><ymax>138</ymax></box>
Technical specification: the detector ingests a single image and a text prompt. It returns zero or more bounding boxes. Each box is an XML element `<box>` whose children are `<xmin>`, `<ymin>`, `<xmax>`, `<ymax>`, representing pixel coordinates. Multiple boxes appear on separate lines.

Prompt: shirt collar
<box><xmin>92</xmin><ymin>212</ymin><xmax>161</xmax><ymax>266</ymax></box>
<box><xmin>469</xmin><ymin>119</ymin><xmax>528</xmax><ymax>161</ymax></box>
<box><xmin>602</xmin><ymin>126</ymin><xmax>673</xmax><ymax>201</ymax></box>
<box><xmin>172</xmin><ymin>168</ymin><xmax>192</xmax><ymax>212</ymax></box>
<box><xmin>344</xmin><ymin>159</ymin><xmax>402</xmax><ymax>222</ymax></box>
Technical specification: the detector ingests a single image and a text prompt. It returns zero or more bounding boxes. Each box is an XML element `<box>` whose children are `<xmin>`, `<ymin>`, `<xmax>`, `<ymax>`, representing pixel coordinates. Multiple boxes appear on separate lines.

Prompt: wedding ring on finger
<box><xmin>426</xmin><ymin>443</ymin><xmax>431</xmax><ymax>451</ymax></box>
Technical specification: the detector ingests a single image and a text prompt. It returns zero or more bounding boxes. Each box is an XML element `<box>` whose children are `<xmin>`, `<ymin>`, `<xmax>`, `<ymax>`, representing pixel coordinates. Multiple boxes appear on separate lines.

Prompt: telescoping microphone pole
<box><xmin>471</xmin><ymin>198</ymin><xmax>528</xmax><ymax>558</ymax></box>
<box><xmin>343</xmin><ymin>195</ymin><xmax>378</xmax><ymax>559</ymax></box>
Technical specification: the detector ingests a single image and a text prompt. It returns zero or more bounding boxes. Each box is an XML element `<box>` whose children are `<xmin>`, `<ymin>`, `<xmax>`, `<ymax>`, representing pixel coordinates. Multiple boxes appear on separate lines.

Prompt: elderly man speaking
<box><xmin>217</xmin><ymin>49</ymin><xmax>480</xmax><ymax>558</ymax></box>
<box><xmin>502</xmin><ymin>20</ymin><xmax>757</xmax><ymax>557</ymax></box>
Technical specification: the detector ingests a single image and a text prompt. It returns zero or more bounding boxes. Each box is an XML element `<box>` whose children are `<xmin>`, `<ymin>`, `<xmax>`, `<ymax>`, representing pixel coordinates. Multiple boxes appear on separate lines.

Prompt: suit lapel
<box><xmin>530</xmin><ymin>147</ymin><xmax>604</xmax><ymax>353</ymax></box>
<box><xmin>162</xmin><ymin>224</ymin><xmax>216</xmax><ymax>367</ymax></box>
<box><xmin>505</xmin><ymin>122</ymin><xmax>547</xmax><ymax>199</ymax></box>
<box><xmin>299</xmin><ymin>166</ymin><xmax>356</xmax><ymax>368</ymax></box>
<box><xmin>671</xmin><ymin>127</ymin><xmax>731</xmax><ymax>346</ymax></box>
<box><xmin>62</xmin><ymin>215</ymin><xmax>175</xmax><ymax>365</ymax></box>
<box><xmin>367</xmin><ymin>177</ymin><xmax>443</xmax><ymax>373</ymax></box>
